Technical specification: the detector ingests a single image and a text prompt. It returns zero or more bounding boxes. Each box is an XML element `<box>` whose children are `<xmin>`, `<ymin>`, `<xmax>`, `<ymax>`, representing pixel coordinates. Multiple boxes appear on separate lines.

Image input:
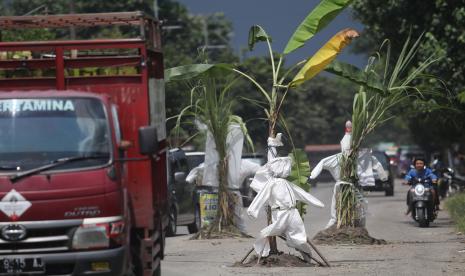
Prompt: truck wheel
<box><xmin>166</xmin><ymin>206</ymin><xmax>177</xmax><ymax>237</ymax></box>
<box><xmin>416</xmin><ymin>208</ymin><xmax>429</xmax><ymax>227</ymax></box>
<box><xmin>187</xmin><ymin>205</ymin><xmax>201</xmax><ymax>234</ymax></box>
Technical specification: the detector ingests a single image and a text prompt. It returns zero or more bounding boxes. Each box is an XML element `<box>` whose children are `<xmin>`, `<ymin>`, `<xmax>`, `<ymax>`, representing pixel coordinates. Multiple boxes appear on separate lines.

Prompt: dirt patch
<box><xmin>234</xmin><ymin>252</ymin><xmax>313</xmax><ymax>267</ymax></box>
<box><xmin>312</xmin><ymin>226</ymin><xmax>386</xmax><ymax>245</ymax></box>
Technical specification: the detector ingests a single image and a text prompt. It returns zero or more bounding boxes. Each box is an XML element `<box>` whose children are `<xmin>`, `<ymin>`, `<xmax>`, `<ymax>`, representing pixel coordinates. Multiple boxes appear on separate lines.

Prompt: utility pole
<box><xmin>153</xmin><ymin>0</ymin><xmax>159</xmax><ymax>20</ymax></box>
<box><xmin>199</xmin><ymin>15</ymin><xmax>227</xmax><ymax>51</ymax></box>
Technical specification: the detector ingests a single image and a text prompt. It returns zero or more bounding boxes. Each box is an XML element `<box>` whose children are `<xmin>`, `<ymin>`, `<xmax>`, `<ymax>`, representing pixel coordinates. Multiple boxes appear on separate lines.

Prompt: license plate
<box><xmin>0</xmin><ymin>258</ymin><xmax>45</xmax><ymax>275</ymax></box>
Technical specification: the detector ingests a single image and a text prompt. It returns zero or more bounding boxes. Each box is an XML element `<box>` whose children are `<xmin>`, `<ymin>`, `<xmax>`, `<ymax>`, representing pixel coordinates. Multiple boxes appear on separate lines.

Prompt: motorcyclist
<box><xmin>431</xmin><ymin>154</ymin><xmax>445</xmax><ymax>176</ymax></box>
<box><xmin>404</xmin><ymin>157</ymin><xmax>439</xmax><ymax>214</ymax></box>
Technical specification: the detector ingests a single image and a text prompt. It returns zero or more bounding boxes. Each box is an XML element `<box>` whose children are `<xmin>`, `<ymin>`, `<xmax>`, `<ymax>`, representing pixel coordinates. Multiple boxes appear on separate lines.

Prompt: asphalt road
<box><xmin>161</xmin><ymin>179</ymin><xmax>465</xmax><ymax>275</ymax></box>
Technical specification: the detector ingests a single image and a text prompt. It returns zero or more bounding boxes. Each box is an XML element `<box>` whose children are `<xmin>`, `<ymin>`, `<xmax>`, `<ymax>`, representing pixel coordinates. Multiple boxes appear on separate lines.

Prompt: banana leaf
<box><xmin>287</xmin><ymin>148</ymin><xmax>311</xmax><ymax>217</ymax></box>
<box><xmin>165</xmin><ymin>63</ymin><xmax>233</xmax><ymax>82</ymax></box>
<box><xmin>289</xmin><ymin>28</ymin><xmax>359</xmax><ymax>87</ymax></box>
<box><xmin>458</xmin><ymin>91</ymin><xmax>465</xmax><ymax>104</ymax></box>
<box><xmin>248</xmin><ymin>25</ymin><xmax>272</xmax><ymax>51</ymax></box>
<box><xmin>287</xmin><ymin>148</ymin><xmax>311</xmax><ymax>190</ymax></box>
<box><xmin>324</xmin><ymin>60</ymin><xmax>385</xmax><ymax>94</ymax></box>
<box><xmin>283</xmin><ymin>0</ymin><xmax>353</xmax><ymax>55</ymax></box>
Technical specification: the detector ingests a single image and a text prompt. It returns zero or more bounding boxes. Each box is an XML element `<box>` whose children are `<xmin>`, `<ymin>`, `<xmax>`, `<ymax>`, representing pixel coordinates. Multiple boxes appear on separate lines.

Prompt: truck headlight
<box><xmin>414</xmin><ymin>184</ymin><xmax>425</xmax><ymax>196</ymax></box>
<box><xmin>72</xmin><ymin>216</ymin><xmax>125</xmax><ymax>250</ymax></box>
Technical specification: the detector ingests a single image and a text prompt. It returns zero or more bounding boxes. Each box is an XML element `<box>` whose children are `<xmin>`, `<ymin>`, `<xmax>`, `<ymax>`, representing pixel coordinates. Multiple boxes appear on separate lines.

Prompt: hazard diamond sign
<box><xmin>0</xmin><ymin>189</ymin><xmax>32</xmax><ymax>220</ymax></box>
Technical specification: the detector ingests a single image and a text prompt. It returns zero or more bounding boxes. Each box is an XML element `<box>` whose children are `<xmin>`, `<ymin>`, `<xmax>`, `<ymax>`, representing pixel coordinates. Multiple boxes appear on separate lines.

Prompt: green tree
<box><xmin>230</xmin><ymin>56</ymin><xmax>274</xmax><ymax>151</ymax></box>
<box><xmin>351</xmin><ymin>0</ymin><xmax>465</xmax><ymax>152</ymax></box>
<box><xmin>161</xmin><ymin>9</ymin><xmax>238</xmax><ymax>122</ymax></box>
<box><xmin>283</xmin><ymin>76</ymin><xmax>356</xmax><ymax>147</ymax></box>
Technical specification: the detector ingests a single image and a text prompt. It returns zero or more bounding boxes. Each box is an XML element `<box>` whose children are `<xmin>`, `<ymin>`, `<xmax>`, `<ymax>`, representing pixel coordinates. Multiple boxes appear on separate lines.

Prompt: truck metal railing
<box><xmin>0</xmin><ymin>12</ymin><xmax>163</xmax><ymax>90</ymax></box>
<box><xmin>0</xmin><ymin>11</ymin><xmax>161</xmax><ymax>50</ymax></box>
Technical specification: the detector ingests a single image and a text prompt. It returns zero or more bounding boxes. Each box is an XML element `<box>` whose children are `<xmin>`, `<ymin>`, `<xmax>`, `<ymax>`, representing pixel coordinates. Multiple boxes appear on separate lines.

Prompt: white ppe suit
<box><xmin>247</xmin><ymin>157</ymin><xmax>324</xmax><ymax>257</ymax></box>
<box><xmin>309</xmin><ymin>149</ymin><xmax>388</xmax><ymax>228</ymax></box>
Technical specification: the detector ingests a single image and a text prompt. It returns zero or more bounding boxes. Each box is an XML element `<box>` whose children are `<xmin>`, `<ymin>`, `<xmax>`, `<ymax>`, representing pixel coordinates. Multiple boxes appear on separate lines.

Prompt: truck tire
<box><xmin>166</xmin><ymin>206</ymin><xmax>177</xmax><ymax>237</ymax></box>
<box><xmin>416</xmin><ymin>208</ymin><xmax>429</xmax><ymax>227</ymax></box>
<box><xmin>187</xmin><ymin>205</ymin><xmax>201</xmax><ymax>234</ymax></box>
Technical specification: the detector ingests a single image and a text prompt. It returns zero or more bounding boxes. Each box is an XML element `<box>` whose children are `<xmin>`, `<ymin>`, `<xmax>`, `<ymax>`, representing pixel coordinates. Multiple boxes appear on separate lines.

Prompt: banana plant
<box><xmin>166</xmin><ymin>0</ymin><xmax>357</xmax><ymax>249</ymax></box>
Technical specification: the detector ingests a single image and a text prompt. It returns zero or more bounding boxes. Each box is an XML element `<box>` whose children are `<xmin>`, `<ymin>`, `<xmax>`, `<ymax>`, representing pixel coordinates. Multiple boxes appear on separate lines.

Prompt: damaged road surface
<box><xmin>162</xmin><ymin>179</ymin><xmax>465</xmax><ymax>275</ymax></box>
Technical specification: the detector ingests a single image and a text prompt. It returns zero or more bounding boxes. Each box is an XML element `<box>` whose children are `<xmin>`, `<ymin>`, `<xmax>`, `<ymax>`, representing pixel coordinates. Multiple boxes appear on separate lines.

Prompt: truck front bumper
<box><xmin>1</xmin><ymin>246</ymin><xmax>126</xmax><ymax>276</ymax></box>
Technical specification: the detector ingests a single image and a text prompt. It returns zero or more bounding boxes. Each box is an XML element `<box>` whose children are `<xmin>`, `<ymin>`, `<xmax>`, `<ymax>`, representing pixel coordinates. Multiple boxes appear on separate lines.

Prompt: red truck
<box><xmin>0</xmin><ymin>12</ymin><xmax>168</xmax><ymax>275</ymax></box>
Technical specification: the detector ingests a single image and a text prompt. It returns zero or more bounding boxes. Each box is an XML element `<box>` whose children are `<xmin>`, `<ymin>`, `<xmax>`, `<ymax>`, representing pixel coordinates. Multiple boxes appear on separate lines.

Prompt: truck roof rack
<box><xmin>0</xmin><ymin>11</ymin><xmax>155</xmax><ymax>29</ymax></box>
<box><xmin>0</xmin><ymin>12</ymin><xmax>160</xmax><ymax>49</ymax></box>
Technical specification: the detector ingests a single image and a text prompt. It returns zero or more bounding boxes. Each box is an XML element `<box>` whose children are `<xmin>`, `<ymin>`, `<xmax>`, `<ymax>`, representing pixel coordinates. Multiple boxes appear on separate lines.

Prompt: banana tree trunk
<box><xmin>267</xmin><ymin>119</ymin><xmax>278</xmax><ymax>254</ymax></box>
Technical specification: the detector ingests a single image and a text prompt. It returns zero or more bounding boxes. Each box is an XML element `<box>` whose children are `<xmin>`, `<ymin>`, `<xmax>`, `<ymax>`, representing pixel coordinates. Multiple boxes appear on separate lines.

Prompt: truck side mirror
<box><xmin>174</xmin><ymin>172</ymin><xmax>186</xmax><ymax>183</ymax></box>
<box><xmin>138</xmin><ymin>126</ymin><xmax>158</xmax><ymax>155</ymax></box>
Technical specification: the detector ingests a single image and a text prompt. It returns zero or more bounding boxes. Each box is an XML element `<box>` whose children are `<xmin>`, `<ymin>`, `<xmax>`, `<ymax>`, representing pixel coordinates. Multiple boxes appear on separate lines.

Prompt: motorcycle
<box><xmin>443</xmin><ymin>167</ymin><xmax>465</xmax><ymax>195</ymax></box>
<box><xmin>434</xmin><ymin>167</ymin><xmax>450</xmax><ymax>199</ymax></box>
<box><xmin>407</xmin><ymin>177</ymin><xmax>436</xmax><ymax>227</ymax></box>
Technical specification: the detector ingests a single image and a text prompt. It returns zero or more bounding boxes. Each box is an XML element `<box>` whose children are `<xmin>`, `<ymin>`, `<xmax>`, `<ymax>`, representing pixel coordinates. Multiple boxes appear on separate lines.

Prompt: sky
<box><xmin>176</xmin><ymin>0</ymin><xmax>366</xmax><ymax>67</ymax></box>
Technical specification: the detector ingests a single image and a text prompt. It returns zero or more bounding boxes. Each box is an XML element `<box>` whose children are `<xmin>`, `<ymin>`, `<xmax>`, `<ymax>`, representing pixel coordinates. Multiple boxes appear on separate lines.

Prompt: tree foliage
<box><xmin>351</xmin><ymin>0</ymin><xmax>465</xmax><ymax>151</ymax></box>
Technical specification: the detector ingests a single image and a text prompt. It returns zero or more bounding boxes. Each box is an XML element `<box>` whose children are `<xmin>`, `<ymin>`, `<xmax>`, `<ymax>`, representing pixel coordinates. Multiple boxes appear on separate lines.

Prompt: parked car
<box><xmin>185</xmin><ymin>151</ymin><xmax>205</xmax><ymax>170</ymax></box>
<box><xmin>167</xmin><ymin>148</ymin><xmax>201</xmax><ymax>236</ymax></box>
<box><xmin>183</xmin><ymin>151</ymin><xmax>264</xmax><ymax>207</ymax></box>
<box><xmin>363</xmin><ymin>150</ymin><xmax>395</xmax><ymax>196</ymax></box>
<box><xmin>306</xmin><ymin>144</ymin><xmax>341</xmax><ymax>183</ymax></box>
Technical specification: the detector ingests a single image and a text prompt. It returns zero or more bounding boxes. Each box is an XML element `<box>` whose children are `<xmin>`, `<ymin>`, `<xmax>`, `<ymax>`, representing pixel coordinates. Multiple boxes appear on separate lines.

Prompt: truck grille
<box><xmin>0</xmin><ymin>219</ymin><xmax>81</xmax><ymax>254</ymax></box>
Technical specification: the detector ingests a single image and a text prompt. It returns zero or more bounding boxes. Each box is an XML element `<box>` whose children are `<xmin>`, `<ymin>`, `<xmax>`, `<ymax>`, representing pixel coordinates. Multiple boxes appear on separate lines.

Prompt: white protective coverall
<box><xmin>185</xmin><ymin>121</ymin><xmax>259</xmax><ymax>231</ymax></box>
<box><xmin>247</xmin><ymin>156</ymin><xmax>324</xmax><ymax>257</ymax></box>
<box><xmin>309</xmin><ymin>149</ymin><xmax>387</xmax><ymax>228</ymax></box>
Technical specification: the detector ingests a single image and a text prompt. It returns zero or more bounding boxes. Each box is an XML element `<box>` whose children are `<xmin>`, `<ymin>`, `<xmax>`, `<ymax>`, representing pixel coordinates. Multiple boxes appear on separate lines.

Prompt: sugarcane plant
<box><xmin>166</xmin><ymin>70</ymin><xmax>253</xmax><ymax>236</ymax></box>
<box><xmin>329</xmin><ymin>35</ymin><xmax>441</xmax><ymax>228</ymax></box>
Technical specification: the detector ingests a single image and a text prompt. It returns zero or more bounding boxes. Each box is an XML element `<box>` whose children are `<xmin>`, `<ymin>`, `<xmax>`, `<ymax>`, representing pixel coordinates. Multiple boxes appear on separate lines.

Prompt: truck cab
<box><xmin>0</xmin><ymin>12</ymin><xmax>167</xmax><ymax>276</ymax></box>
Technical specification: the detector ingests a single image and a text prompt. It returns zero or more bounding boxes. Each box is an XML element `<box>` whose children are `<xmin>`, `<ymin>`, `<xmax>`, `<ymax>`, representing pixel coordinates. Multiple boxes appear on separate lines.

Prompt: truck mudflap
<box><xmin>142</xmin><ymin>229</ymin><xmax>162</xmax><ymax>276</ymax></box>
<box><xmin>0</xmin><ymin>247</ymin><xmax>126</xmax><ymax>276</ymax></box>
